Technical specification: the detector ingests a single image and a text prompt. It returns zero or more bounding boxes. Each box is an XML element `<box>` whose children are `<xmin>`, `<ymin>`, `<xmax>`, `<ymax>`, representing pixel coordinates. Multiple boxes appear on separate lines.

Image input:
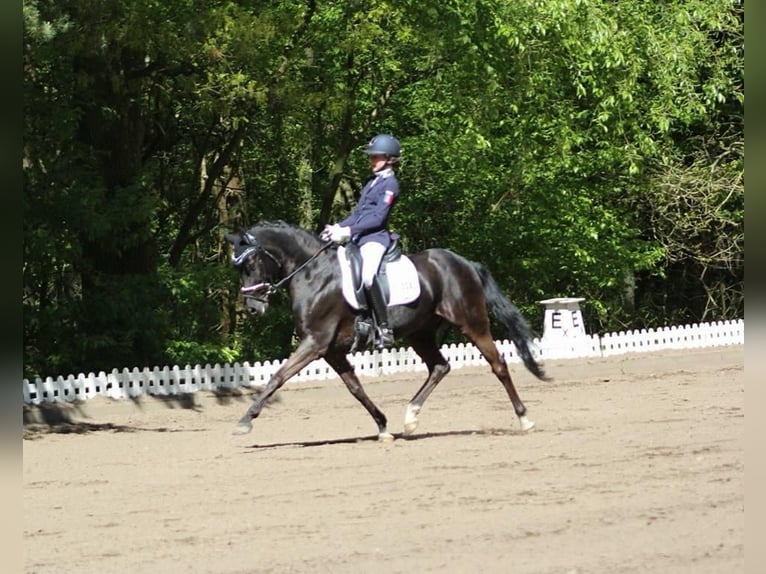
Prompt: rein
<box><xmin>241</xmin><ymin>241</ymin><xmax>334</xmax><ymax>301</ymax></box>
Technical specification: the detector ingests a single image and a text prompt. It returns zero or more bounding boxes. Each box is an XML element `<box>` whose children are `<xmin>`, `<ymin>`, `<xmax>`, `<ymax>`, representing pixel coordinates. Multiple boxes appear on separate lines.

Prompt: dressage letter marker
<box><xmin>539</xmin><ymin>297</ymin><xmax>588</xmax><ymax>359</ymax></box>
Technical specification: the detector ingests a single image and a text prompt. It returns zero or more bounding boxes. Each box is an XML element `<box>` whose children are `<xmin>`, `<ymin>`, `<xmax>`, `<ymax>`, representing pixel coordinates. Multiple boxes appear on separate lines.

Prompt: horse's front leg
<box><xmin>233</xmin><ymin>337</ymin><xmax>323</xmax><ymax>435</ymax></box>
<box><xmin>325</xmin><ymin>352</ymin><xmax>392</xmax><ymax>442</ymax></box>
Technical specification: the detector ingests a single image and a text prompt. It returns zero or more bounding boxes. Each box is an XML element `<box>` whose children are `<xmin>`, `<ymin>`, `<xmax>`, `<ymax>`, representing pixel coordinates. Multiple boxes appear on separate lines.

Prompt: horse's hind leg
<box><xmin>234</xmin><ymin>336</ymin><xmax>323</xmax><ymax>434</ymax></box>
<box><xmin>469</xmin><ymin>330</ymin><xmax>535</xmax><ymax>432</ymax></box>
<box><xmin>325</xmin><ymin>352</ymin><xmax>392</xmax><ymax>442</ymax></box>
<box><xmin>403</xmin><ymin>332</ymin><xmax>452</xmax><ymax>436</ymax></box>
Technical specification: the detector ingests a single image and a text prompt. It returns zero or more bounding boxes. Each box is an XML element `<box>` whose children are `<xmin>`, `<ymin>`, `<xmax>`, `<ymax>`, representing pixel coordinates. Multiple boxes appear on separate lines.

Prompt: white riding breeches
<box><xmin>360</xmin><ymin>241</ymin><xmax>386</xmax><ymax>287</ymax></box>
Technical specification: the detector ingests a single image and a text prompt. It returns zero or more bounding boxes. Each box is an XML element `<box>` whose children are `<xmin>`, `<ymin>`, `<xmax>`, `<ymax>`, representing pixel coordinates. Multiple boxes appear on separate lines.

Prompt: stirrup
<box><xmin>374</xmin><ymin>326</ymin><xmax>394</xmax><ymax>350</ymax></box>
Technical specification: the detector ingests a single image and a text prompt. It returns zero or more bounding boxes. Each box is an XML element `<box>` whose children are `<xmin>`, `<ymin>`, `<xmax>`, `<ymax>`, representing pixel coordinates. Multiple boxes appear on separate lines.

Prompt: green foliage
<box><xmin>164</xmin><ymin>340</ymin><xmax>242</xmax><ymax>367</ymax></box>
<box><xmin>23</xmin><ymin>0</ymin><xmax>744</xmax><ymax>378</ymax></box>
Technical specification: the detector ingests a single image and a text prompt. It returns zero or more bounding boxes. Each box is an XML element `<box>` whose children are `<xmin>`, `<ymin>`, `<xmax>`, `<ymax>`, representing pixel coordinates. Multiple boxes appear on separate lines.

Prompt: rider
<box><xmin>321</xmin><ymin>134</ymin><xmax>401</xmax><ymax>349</ymax></box>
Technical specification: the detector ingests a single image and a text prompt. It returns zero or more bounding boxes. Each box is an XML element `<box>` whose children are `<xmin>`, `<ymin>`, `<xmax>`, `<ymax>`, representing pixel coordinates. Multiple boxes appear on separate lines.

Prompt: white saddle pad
<box><xmin>337</xmin><ymin>246</ymin><xmax>421</xmax><ymax>310</ymax></box>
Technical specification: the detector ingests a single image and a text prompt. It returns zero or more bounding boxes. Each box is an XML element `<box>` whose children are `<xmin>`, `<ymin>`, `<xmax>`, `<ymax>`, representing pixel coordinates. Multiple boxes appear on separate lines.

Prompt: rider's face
<box><xmin>368</xmin><ymin>154</ymin><xmax>387</xmax><ymax>171</ymax></box>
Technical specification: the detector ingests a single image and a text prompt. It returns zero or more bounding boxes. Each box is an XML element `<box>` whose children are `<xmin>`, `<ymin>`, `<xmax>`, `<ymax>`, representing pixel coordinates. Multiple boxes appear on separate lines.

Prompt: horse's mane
<box><xmin>249</xmin><ymin>220</ymin><xmax>320</xmax><ymax>252</ymax></box>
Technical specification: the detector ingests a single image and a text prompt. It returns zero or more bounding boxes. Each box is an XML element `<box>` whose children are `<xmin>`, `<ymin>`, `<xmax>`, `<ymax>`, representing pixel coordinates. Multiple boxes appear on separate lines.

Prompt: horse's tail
<box><xmin>471</xmin><ymin>262</ymin><xmax>550</xmax><ymax>382</ymax></box>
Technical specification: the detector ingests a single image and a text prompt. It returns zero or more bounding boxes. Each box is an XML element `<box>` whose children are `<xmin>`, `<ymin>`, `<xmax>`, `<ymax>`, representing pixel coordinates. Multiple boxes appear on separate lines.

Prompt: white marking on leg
<box><xmin>518</xmin><ymin>415</ymin><xmax>535</xmax><ymax>432</ymax></box>
<box><xmin>403</xmin><ymin>403</ymin><xmax>421</xmax><ymax>435</ymax></box>
<box><xmin>233</xmin><ymin>420</ymin><xmax>253</xmax><ymax>435</ymax></box>
<box><xmin>378</xmin><ymin>431</ymin><xmax>395</xmax><ymax>443</ymax></box>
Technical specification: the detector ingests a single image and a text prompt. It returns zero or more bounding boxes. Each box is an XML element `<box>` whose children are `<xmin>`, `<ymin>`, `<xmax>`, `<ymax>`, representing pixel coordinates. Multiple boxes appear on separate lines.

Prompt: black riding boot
<box><xmin>366</xmin><ymin>279</ymin><xmax>394</xmax><ymax>350</ymax></box>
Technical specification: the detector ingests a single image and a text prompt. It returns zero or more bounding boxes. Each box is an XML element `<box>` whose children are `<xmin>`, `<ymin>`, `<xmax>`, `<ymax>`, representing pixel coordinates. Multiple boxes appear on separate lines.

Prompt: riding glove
<box><xmin>322</xmin><ymin>224</ymin><xmax>351</xmax><ymax>244</ymax></box>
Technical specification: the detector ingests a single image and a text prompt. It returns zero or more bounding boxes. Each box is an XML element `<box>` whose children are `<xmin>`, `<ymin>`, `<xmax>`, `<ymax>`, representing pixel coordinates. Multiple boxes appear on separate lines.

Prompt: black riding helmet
<box><xmin>363</xmin><ymin>134</ymin><xmax>401</xmax><ymax>159</ymax></box>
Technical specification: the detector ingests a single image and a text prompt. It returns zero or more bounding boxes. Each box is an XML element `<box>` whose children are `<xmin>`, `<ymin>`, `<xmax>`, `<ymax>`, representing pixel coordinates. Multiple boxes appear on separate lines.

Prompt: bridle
<box><xmin>233</xmin><ymin>231</ymin><xmax>333</xmax><ymax>303</ymax></box>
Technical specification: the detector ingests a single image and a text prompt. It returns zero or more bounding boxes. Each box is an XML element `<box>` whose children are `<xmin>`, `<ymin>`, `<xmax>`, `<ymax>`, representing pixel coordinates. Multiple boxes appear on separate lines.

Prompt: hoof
<box><xmin>403</xmin><ymin>404</ymin><xmax>420</xmax><ymax>436</ymax></box>
<box><xmin>378</xmin><ymin>432</ymin><xmax>395</xmax><ymax>443</ymax></box>
<box><xmin>518</xmin><ymin>416</ymin><xmax>536</xmax><ymax>432</ymax></box>
<box><xmin>233</xmin><ymin>420</ymin><xmax>253</xmax><ymax>435</ymax></box>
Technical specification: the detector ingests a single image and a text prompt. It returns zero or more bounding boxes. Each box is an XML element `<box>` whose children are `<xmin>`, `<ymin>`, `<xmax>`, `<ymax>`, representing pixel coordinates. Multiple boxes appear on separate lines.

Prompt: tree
<box><xmin>23</xmin><ymin>0</ymin><xmax>744</xmax><ymax>378</ymax></box>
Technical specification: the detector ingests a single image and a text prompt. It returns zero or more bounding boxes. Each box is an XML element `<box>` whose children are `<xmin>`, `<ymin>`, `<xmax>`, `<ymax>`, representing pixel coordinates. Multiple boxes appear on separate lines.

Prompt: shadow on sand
<box><xmin>22</xmin><ymin>388</ymin><xmax>277</xmax><ymax>439</ymax></box>
<box><xmin>244</xmin><ymin>427</ymin><xmax>529</xmax><ymax>451</ymax></box>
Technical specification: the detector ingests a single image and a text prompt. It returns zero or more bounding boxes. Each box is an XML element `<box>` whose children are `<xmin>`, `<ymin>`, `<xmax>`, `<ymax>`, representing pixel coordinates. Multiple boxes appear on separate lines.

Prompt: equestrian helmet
<box><xmin>363</xmin><ymin>134</ymin><xmax>401</xmax><ymax>158</ymax></box>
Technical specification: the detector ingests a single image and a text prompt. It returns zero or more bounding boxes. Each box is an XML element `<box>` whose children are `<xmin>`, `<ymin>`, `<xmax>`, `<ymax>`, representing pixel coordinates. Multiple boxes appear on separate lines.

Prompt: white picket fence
<box><xmin>22</xmin><ymin>319</ymin><xmax>744</xmax><ymax>405</ymax></box>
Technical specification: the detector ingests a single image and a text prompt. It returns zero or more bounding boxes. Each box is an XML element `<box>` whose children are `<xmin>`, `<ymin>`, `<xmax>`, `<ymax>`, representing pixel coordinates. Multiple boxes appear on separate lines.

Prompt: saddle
<box><xmin>337</xmin><ymin>240</ymin><xmax>420</xmax><ymax>310</ymax></box>
<box><xmin>337</xmin><ymin>241</ymin><xmax>420</xmax><ymax>352</ymax></box>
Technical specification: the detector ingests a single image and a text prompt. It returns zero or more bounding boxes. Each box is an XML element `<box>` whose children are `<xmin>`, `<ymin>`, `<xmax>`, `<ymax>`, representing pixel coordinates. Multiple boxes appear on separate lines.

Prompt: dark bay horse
<box><xmin>225</xmin><ymin>221</ymin><xmax>549</xmax><ymax>440</ymax></box>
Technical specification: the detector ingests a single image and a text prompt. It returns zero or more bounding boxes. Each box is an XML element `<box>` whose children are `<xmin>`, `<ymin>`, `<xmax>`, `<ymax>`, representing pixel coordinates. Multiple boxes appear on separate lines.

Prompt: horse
<box><xmin>225</xmin><ymin>221</ymin><xmax>550</xmax><ymax>441</ymax></box>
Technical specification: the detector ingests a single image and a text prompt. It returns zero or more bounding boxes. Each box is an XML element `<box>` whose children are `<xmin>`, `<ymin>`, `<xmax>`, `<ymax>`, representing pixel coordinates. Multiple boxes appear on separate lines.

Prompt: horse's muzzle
<box><xmin>241</xmin><ymin>282</ymin><xmax>272</xmax><ymax>315</ymax></box>
<box><xmin>244</xmin><ymin>299</ymin><xmax>269</xmax><ymax>315</ymax></box>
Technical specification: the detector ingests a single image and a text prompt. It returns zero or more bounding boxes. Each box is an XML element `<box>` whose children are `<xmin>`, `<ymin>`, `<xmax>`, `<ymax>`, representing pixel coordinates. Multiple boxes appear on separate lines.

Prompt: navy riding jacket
<box><xmin>339</xmin><ymin>167</ymin><xmax>400</xmax><ymax>248</ymax></box>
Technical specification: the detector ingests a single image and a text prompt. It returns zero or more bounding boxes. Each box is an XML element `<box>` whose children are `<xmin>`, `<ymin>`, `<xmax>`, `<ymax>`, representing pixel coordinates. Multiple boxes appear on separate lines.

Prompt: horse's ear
<box><xmin>235</xmin><ymin>227</ymin><xmax>258</xmax><ymax>245</ymax></box>
<box><xmin>224</xmin><ymin>232</ymin><xmax>239</xmax><ymax>245</ymax></box>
